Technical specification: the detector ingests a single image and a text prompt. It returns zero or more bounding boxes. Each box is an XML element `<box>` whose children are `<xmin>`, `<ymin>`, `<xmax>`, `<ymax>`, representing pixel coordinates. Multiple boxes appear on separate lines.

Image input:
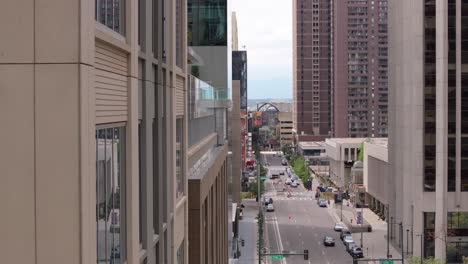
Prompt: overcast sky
<box><xmin>231</xmin><ymin>0</ymin><xmax>292</xmax><ymax>99</ymax></box>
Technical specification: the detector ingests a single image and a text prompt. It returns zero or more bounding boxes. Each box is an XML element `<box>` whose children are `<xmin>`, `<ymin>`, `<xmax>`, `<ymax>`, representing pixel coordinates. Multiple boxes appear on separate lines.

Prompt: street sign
<box><xmin>356</xmin><ymin>211</ymin><xmax>363</xmax><ymax>224</ymax></box>
<box><xmin>271</xmin><ymin>255</ymin><xmax>284</xmax><ymax>260</ymax></box>
<box><xmin>380</xmin><ymin>260</ymin><xmax>394</xmax><ymax>264</ymax></box>
<box><xmin>260</xmin><ymin>176</ymin><xmax>267</xmax><ymax>180</ymax></box>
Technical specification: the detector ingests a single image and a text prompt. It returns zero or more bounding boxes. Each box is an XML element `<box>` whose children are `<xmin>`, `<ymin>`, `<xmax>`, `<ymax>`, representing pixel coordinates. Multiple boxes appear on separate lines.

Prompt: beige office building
<box><xmin>278</xmin><ymin>112</ymin><xmax>294</xmax><ymax>147</ymax></box>
<box><xmin>1</xmin><ymin>0</ymin><xmax>188</xmax><ymax>264</ymax></box>
<box><xmin>389</xmin><ymin>0</ymin><xmax>468</xmax><ymax>262</ymax></box>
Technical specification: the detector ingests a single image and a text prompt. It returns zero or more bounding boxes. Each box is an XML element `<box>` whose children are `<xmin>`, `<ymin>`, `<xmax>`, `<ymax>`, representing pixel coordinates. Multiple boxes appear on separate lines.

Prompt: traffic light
<box><xmin>303</xmin><ymin>249</ymin><xmax>309</xmax><ymax>260</ymax></box>
<box><xmin>241</xmin><ymin>239</ymin><xmax>245</xmax><ymax>247</ymax></box>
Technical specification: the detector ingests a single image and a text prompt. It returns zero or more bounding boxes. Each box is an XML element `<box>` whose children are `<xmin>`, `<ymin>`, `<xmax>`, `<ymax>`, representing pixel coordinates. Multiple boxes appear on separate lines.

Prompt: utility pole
<box><xmin>400</xmin><ymin>222</ymin><xmax>404</xmax><ymax>264</ymax></box>
<box><xmin>406</xmin><ymin>229</ymin><xmax>409</xmax><ymax>255</ymax></box>
<box><xmin>386</xmin><ymin>205</ymin><xmax>390</xmax><ymax>258</ymax></box>
<box><xmin>415</xmin><ymin>233</ymin><xmax>424</xmax><ymax>264</ymax></box>
<box><xmin>257</xmin><ymin>163</ymin><xmax>262</xmax><ymax>264</ymax></box>
<box><xmin>340</xmin><ymin>202</ymin><xmax>343</xmax><ymax>221</ymax></box>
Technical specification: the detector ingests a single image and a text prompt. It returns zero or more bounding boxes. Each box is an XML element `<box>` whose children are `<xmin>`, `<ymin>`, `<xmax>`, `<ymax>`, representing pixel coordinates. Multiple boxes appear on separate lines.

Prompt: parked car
<box><xmin>343</xmin><ymin>235</ymin><xmax>354</xmax><ymax>247</ymax></box>
<box><xmin>317</xmin><ymin>186</ymin><xmax>327</xmax><ymax>192</ymax></box>
<box><xmin>351</xmin><ymin>247</ymin><xmax>364</xmax><ymax>258</ymax></box>
<box><xmin>323</xmin><ymin>236</ymin><xmax>335</xmax><ymax>246</ymax></box>
<box><xmin>318</xmin><ymin>199</ymin><xmax>327</xmax><ymax>207</ymax></box>
<box><xmin>334</xmin><ymin>223</ymin><xmax>345</xmax><ymax>231</ymax></box>
<box><xmin>340</xmin><ymin>230</ymin><xmax>352</xmax><ymax>240</ymax></box>
<box><xmin>264</xmin><ymin>197</ymin><xmax>272</xmax><ymax>206</ymax></box>
<box><xmin>291</xmin><ymin>181</ymin><xmax>298</xmax><ymax>188</ymax></box>
<box><xmin>346</xmin><ymin>242</ymin><xmax>357</xmax><ymax>253</ymax></box>
<box><xmin>291</xmin><ymin>175</ymin><xmax>299</xmax><ymax>181</ymax></box>
<box><xmin>271</xmin><ymin>172</ymin><xmax>279</xmax><ymax>179</ymax></box>
<box><xmin>285</xmin><ymin>178</ymin><xmax>292</xmax><ymax>185</ymax></box>
<box><xmin>281</xmin><ymin>159</ymin><xmax>288</xmax><ymax>166</ymax></box>
<box><xmin>266</xmin><ymin>203</ymin><xmax>274</xmax><ymax>212</ymax></box>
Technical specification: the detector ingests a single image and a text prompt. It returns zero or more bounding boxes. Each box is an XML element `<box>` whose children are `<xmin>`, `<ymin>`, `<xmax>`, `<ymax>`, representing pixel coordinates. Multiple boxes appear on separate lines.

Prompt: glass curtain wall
<box><xmin>96</xmin><ymin>126</ymin><xmax>126</xmax><ymax>264</ymax></box>
<box><xmin>423</xmin><ymin>0</ymin><xmax>436</xmax><ymax>192</ymax></box>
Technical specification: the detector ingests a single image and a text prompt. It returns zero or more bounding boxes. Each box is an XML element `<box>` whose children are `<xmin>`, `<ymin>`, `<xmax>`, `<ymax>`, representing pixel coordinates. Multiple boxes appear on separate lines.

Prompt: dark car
<box><xmin>317</xmin><ymin>186</ymin><xmax>327</xmax><ymax>192</ymax></box>
<box><xmin>340</xmin><ymin>230</ymin><xmax>352</xmax><ymax>240</ymax></box>
<box><xmin>351</xmin><ymin>247</ymin><xmax>364</xmax><ymax>258</ymax></box>
<box><xmin>323</xmin><ymin>236</ymin><xmax>335</xmax><ymax>246</ymax></box>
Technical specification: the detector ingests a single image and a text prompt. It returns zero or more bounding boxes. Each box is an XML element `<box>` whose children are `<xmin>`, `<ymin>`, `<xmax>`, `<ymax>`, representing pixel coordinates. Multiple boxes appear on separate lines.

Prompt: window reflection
<box><xmin>176</xmin><ymin>118</ymin><xmax>185</xmax><ymax>199</ymax></box>
<box><xmin>424</xmin><ymin>0</ymin><xmax>436</xmax><ymax>192</ymax></box>
<box><xmin>97</xmin><ymin>126</ymin><xmax>125</xmax><ymax>264</ymax></box>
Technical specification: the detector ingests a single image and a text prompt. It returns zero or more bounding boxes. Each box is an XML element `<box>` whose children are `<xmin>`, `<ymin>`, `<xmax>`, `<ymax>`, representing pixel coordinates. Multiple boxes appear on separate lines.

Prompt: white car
<box><xmin>285</xmin><ymin>179</ymin><xmax>292</xmax><ymax>185</ymax></box>
<box><xmin>266</xmin><ymin>204</ymin><xmax>274</xmax><ymax>212</ymax></box>
<box><xmin>291</xmin><ymin>181</ymin><xmax>298</xmax><ymax>188</ymax></box>
<box><xmin>343</xmin><ymin>235</ymin><xmax>354</xmax><ymax>246</ymax></box>
<box><xmin>334</xmin><ymin>223</ymin><xmax>345</xmax><ymax>231</ymax></box>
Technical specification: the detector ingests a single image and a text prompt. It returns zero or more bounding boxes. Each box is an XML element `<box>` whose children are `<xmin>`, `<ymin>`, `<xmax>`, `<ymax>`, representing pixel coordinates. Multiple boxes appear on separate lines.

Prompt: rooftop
<box><xmin>326</xmin><ymin>138</ymin><xmax>368</xmax><ymax>144</ymax></box>
<box><xmin>365</xmin><ymin>138</ymin><xmax>388</xmax><ymax>148</ymax></box>
<box><xmin>298</xmin><ymin>141</ymin><xmax>327</xmax><ymax>148</ymax></box>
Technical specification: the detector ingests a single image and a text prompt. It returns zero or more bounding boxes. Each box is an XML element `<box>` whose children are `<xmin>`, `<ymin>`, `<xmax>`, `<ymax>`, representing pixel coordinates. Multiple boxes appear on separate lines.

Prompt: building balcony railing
<box><xmin>188</xmin><ymin>74</ymin><xmax>230</xmax><ymax>119</ymax></box>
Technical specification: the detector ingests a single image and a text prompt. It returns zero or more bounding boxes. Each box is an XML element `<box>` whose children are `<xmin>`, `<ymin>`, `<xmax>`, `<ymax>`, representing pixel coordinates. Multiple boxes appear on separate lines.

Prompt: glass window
<box><xmin>138</xmin><ymin>0</ymin><xmax>145</xmax><ymax>49</ymax></box>
<box><xmin>152</xmin><ymin>0</ymin><xmax>159</xmax><ymax>57</ymax></box>
<box><xmin>96</xmin><ymin>0</ymin><xmax>125</xmax><ymax>35</ymax></box>
<box><xmin>462</xmin><ymin>0</ymin><xmax>468</xmax><ymax>192</ymax></box>
<box><xmin>176</xmin><ymin>118</ymin><xmax>185</xmax><ymax>199</ymax></box>
<box><xmin>188</xmin><ymin>0</ymin><xmax>227</xmax><ymax>46</ymax></box>
<box><xmin>175</xmin><ymin>0</ymin><xmax>183</xmax><ymax>68</ymax></box>
<box><xmin>423</xmin><ymin>212</ymin><xmax>435</xmax><ymax>258</ymax></box>
<box><xmin>424</xmin><ymin>0</ymin><xmax>436</xmax><ymax>192</ymax></box>
<box><xmin>96</xmin><ymin>126</ymin><xmax>126</xmax><ymax>264</ymax></box>
<box><xmin>448</xmin><ymin>212</ymin><xmax>468</xmax><ymax>236</ymax></box>
<box><xmin>138</xmin><ymin>122</ymin><xmax>146</xmax><ymax>244</ymax></box>
<box><xmin>176</xmin><ymin>241</ymin><xmax>184</xmax><ymax>264</ymax></box>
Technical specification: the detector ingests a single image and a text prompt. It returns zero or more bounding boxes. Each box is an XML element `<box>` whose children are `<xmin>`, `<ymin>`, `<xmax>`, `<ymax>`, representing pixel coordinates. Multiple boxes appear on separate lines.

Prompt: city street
<box><xmin>262</xmin><ymin>153</ymin><xmax>353</xmax><ymax>264</ymax></box>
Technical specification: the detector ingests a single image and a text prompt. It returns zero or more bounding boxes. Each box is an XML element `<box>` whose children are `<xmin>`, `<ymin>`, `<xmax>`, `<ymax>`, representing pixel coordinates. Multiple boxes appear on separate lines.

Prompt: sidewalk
<box><xmin>313</xmin><ymin>177</ymin><xmax>402</xmax><ymax>260</ymax></box>
<box><xmin>237</xmin><ymin>199</ymin><xmax>259</xmax><ymax>264</ymax></box>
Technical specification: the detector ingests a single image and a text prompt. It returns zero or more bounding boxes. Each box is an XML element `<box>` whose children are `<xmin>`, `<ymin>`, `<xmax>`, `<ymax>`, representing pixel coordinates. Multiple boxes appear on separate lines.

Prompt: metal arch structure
<box><xmin>256</xmin><ymin>102</ymin><xmax>280</xmax><ymax>112</ymax></box>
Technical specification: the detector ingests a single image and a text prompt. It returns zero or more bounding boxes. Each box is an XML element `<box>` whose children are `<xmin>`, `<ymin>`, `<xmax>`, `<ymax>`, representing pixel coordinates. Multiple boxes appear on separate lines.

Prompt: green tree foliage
<box><xmin>406</xmin><ymin>256</ymin><xmax>443</xmax><ymax>264</ymax></box>
<box><xmin>358</xmin><ymin>143</ymin><xmax>364</xmax><ymax>162</ymax></box>
<box><xmin>257</xmin><ymin>211</ymin><xmax>265</xmax><ymax>261</ymax></box>
<box><xmin>291</xmin><ymin>156</ymin><xmax>311</xmax><ymax>183</ymax></box>
<box><xmin>249</xmin><ymin>181</ymin><xmax>265</xmax><ymax>197</ymax></box>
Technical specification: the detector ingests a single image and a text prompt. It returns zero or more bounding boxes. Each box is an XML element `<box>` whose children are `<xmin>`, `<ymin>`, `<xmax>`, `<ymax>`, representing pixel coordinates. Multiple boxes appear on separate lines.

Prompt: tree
<box><xmin>249</xmin><ymin>181</ymin><xmax>265</xmax><ymax>197</ymax></box>
<box><xmin>406</xmin><ymin>256</ymin><xmax>443</xmax><ymax>264</ymax></box>
<box><xmin>291</xmin><ymin>156</ymin><xmax>311</xmax><ymax>183</ymax></box>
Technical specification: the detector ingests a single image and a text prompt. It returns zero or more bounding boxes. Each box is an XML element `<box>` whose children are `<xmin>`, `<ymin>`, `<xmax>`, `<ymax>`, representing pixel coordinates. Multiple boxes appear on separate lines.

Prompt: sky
<box><xmin>231</xmin><ymin>0</ymin><xmax>292</xmax><ymax>99</ymax></box>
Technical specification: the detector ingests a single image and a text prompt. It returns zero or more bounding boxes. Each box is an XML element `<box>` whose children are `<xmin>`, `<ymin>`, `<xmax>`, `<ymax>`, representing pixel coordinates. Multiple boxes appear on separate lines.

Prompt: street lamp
<box><xmin>406</xmin><ymin>229</ymin><xmax>410</xmax><ymax>255</ymax></box>
<box><xmin>415</xmin><ymin>233</ymin><xmax>424</xmax><ymax>264</ymax></box>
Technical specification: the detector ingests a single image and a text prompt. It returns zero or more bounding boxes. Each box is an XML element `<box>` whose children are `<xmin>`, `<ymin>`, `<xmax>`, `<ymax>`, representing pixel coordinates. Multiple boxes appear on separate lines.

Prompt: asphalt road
<box><xmin>262</xmin><ymin>153</ymin><xmax>353</xmax><ymax>264</ymax></box>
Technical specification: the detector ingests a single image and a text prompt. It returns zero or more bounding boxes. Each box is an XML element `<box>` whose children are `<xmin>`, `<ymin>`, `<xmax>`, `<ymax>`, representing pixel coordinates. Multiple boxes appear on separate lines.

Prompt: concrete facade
<box><xmin>363</xmin><ymin>139</ymin><xmax>390</xmax><ymax>220</ymax></box>
<box><xmin>0</xmin><ymin>0</ymin><xmax>188</xmax><ymax>264</ymax></box>
<box><xmin>278</xmin><ymin>112</ymin><xmax>294</xmax><ymax>147</ymax></box>
<box><xmin>332</xmin><ymin>0</ymin><xmax>389</xmax><ymax>138</ymax></box>
<box><xmin>389</xmin><ymin>0</ymin><xmax>468</xmax><ymax>262</ymax></box>
<box><xmin>293</xmin><ymin>0</ymin><xmax>332</xmax><ymax>141</ymax></box>
<box><xmin>326</xmin><ymin>138</ymin><xmax>367</xmax><ymax>189</ymax></box>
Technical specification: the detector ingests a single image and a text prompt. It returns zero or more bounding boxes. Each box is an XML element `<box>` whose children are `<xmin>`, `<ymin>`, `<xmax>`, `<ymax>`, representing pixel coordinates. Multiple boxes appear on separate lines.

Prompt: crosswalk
<box><xmin>274</xmin><ymin>196</ymin><xmax>315</xmax><ymax>201</ymax></box>
<box><xmin>264</xmin><ymin>190</ymin><xmax>317</xmax><ymax>201</ymax></box>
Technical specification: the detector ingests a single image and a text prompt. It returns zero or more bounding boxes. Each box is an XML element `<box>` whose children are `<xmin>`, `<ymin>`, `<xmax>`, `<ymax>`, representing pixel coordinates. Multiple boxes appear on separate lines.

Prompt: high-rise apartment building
<box><xmin>332</xmin><ymin>0</ymin><xmax>388</xmax><ymax>138</ymax></box>
<box><xmin>187</xmin><ymin>0</ymin><xmax>230</xmax><ymax>263</ymax></box>
<box><xmin>293</xmin><ymin>0</ymin><xmax>332</xmax><ymax>141</ymax></box>
<box><xmin>389</xmin><ymin>0</ymin><xmax>468</xmax><ymax>262</ymax></box>
<box><xmin>1</xmin><ymin>0</ymin><xmax>188</xmax><ymax>264</ymax></box>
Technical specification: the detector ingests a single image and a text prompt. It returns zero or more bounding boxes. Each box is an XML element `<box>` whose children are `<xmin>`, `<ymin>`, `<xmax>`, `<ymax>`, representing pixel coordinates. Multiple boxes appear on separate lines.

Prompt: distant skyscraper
<box><xmin>332</xmin><ymin>0</ymin><xmax>388</xmax><ymax>138</ymax></box>
<box><xmin>293</xmin><ymin>0</ymin><xmax>332</xmax><ymax>141</ymax></box>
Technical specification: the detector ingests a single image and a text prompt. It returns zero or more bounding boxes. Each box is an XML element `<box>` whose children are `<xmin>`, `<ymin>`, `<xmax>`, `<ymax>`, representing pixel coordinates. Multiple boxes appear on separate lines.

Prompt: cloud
<box><xmin>231</xmin><ymin>0</ymin><xmax>292</xmax><ymax>95</ymax></box>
